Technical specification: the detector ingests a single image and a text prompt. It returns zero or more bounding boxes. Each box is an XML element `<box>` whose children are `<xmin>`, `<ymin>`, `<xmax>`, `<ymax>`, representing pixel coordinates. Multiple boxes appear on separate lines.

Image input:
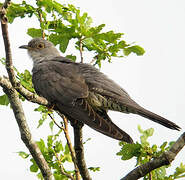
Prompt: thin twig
<box><xmin>58</xmin><ymin>113</ymin><xmax>81</xmax><ymax>180</ymax></box>
<box><xmin>54</xmin><ymin>148</ymin><xmax>74</xmax><ymax>180</ymax></box>
<box><xmin>121</xmin><ymin>132</ymin><xmax>185</xmax><ymax>180</ymax></box>
<box><xmin>149</xmin><ymin>172</ymin><xmax>152</xmax><ymax>180</ymax></box>
<box><xmin>89</xmin><ymin>55</ymin><xmax>98</xmax><ymax>65</ymax></box>
<box><xmin>48</xmin><ymin>113</ymin><xmax>64</xmax><ymax>130</ymax></box>
<box><xmin>89</xmin><ymin>58</ymin><xmax>96</xmax><ymax>65</ymax></box>
<box><xmin>49</xmin><ymin>112</ymin><xmax>81</xmax><ymax>179</ymax></box>
<box><xmin>37</xmin><ymin>9</ymin><xmax>45</xmax><ymax>39</ymax></box>
<box><xmin>79</xmin><ymin>38</ymin><xmax>83</xmax><ymax>63</ymax></box>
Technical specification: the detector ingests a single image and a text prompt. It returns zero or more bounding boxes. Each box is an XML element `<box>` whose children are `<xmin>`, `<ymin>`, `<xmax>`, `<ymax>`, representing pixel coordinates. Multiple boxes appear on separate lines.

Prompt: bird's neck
<box><xmin>29</xmin><ymin>48</ymin><xmax>60</xmax><ymax>65</ymax></box>
<box><xmin>31</xmin><ymin>55</ymin><xmax>57</xmax><ymax>65</ymax></box>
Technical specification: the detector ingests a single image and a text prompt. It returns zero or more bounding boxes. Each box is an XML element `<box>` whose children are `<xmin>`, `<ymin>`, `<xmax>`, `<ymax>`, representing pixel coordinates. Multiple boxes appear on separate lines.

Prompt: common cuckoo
<box><xmin>19</xmin><ymin>38</ymin><xmax>180</xmax><ymax>143</ymax></box>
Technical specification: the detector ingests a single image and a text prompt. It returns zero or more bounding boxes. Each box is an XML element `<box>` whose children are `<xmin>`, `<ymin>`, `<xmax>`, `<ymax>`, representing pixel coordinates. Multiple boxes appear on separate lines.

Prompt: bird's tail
<box><xmin>135</xmin><ymin>107</ymin><xmax>181</xmax><ymax>131</ymax></box>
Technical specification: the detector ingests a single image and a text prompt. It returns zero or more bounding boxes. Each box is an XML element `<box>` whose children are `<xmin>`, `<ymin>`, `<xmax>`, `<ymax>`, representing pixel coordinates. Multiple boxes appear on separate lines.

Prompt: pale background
<box><xmin>0</xmin><ymin>0</ymin><xmax>185</xmax><ymax>179</ymax></box>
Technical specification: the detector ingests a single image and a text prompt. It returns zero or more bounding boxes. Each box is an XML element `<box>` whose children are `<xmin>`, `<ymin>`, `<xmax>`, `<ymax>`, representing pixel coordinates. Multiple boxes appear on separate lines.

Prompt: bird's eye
<box><xmin>37</xmin><ymin>43</ymin><xmax>44</xmax><ymax>49</ymax></box>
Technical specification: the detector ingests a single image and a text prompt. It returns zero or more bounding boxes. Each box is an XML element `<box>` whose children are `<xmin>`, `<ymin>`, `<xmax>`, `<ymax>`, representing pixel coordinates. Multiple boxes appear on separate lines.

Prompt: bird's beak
<box><xmin>19</xmin><ymin>45</ymin><xmax>29</xmax><ymax>49</ymax></box>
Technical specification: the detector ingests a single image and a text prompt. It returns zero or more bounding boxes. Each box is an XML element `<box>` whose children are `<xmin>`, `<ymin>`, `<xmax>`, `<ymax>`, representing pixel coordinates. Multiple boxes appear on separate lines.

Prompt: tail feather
<box><xmin>95</xmin><ymin>109</ymin><xmax>134</xmax><ymax>143</ymax></box>
<box><xmin>136</xmin><ymin>108</ymin><xmax>181</xmax><ymax>131</ymax></box>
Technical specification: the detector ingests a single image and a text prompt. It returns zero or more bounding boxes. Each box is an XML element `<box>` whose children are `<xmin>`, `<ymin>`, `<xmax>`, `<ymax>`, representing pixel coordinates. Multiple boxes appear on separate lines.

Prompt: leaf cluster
<box><xmin>34</xmin><ymin>105</ymin><xmax>52</xmax><ymax>129</ymax></box>
<box><xmin>18</xmin><ymin>131</ymin><xmax>75</xmax><ymax>180</ymax></box>
<box><xmin>4</xmin><ymin>0</ymin><xmax>145</xmax><ymax>67</ymax></box>
<box><xmin>117</xmin><ymin>126</ymin><xmax>185</xmax><ymax>180</ymax></box>
<box><xmin>0</xmin><ymin>58</ymin><xmax>34</xmax><ymax>105</ymax></box>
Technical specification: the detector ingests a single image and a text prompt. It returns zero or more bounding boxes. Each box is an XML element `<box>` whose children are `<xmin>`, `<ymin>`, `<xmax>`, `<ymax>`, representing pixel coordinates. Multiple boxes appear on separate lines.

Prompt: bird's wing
<box><xmin>32</xmin><ymin>59</ymin><xmax>89</xmax><ymax>104</ymax></box>
<box><xmin>78</xmin><ymin>63</ymin><xmax>139</xmax><ymax>107</ymax></box>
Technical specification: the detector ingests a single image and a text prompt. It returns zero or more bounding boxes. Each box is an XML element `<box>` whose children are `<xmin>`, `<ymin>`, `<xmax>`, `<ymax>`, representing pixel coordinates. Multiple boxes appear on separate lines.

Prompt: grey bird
<box><xmin>19</xmin><ymin>38</ymin><xmax>181</xmax><ymax>143</ymax></box>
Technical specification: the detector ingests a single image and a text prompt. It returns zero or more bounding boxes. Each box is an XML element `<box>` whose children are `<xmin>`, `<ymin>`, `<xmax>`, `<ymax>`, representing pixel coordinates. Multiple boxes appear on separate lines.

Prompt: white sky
<box><xmin>0</xmin><ymin>0</ymin><xmax>185</xmax><ymax>179</ymax></box>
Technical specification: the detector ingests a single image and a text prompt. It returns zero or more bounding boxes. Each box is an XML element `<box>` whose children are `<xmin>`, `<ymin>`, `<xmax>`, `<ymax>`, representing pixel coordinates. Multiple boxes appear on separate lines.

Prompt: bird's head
<box><xmin>19</xmin><ymin>38</ymin><xmax>60</xmax><ymax>63</ymax></box>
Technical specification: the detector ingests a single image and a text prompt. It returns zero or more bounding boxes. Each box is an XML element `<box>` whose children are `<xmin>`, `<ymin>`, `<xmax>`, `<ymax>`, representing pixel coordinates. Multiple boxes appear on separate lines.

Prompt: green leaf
<box><xmin>0</xmin><ymin>94</ymin><xmax>9</xmax><ymax>106</ymax></box>
<box><xmin>155</xmin><ymin>166</ymin><xmax>166</xmax><ymax>179</ymax></box>
<box><xmin>65</xmin><ymin>55</ymin><xmax>76</xmax><ymax>62</ymax></box>
<box><xmin>88</xmin><ymin>24</ymin><xmax>105</xmax><ymax>36</ymax></box>
<box><xmin>49</xmin><ymin>33</ymin><xmax>60</xmax><ymax>45</ymax></box>
<box><xmin>49</xmin><ymin>121</ymin><xmax>54</xmax><ymax>131</ymax></box>
<box><xmin>61</xmin><ymin>154</ymin><xmax>72</xmax><ymax>163</ymax></box>
<box><xmin>124</xmin><ymin>45</ymin><xmax>145</xmax><ymax>56</ymax></box>
<box><xmin>88</xmin><ymin>167</ymin><xmax>100</xmax><ymax>172</ymax></box>
<box><xmin>37</xmin><ymin>139</ymin><xmax>47</xmax><ymax>154</ymax></box>
<box><xmin>95</xmin><ymin>31</ymin><xmax>123</xmax><ymax>43</ymax></box>
<box><xmin>144</xmin><ymin>128</ymin><xmax>154</xmax><ymax>137</ymax></box>
<box><xmin>117</xmin><ymin>143</ymin><xmax>141</xmax><ymax>160</ymax></box>
<box><xmin>49</xmin><ymin>33</ymin><xmax>70</xmax><ymax>53</ymax></box>
<box><xmin>152</xmin><ymin>144</ymin><xmax>157</xmax><ymax>152</ymax></box>
<box><xmin>16</xmin><ymin>69</ymin><xmax>34</xmax><ymax>92</ymax></box>
<box><xmin>6</xmin><ymin>2</ymin><xmax>35</xmax><ymax>23</ymax></box>
<box><xmin>59</xmin><ymin>37</ymin><xmax>69</xmax><ymax>53</ymax></box>
<box><xmin>37</xmin><ymin>118</ymin><xmax>45</xmax><ymax>128</ymax></box>
<box><xmin>30</xmin><ymin>159</ymin><xmax>39</xmax><ymax>172</ymax></box>
<box><xmin>174</xmin><ymin>163</ymin><xmax>185</xmax><ymax>178</ymax></box>
<box><xmin>160</xmin><ymin>141</ymin><xmax>167</xmax><ymax>151</ymax></box>
<box><xmin>37</xmin><ymin>0</ymin><xmax>54</xmax><ymax>13</ymax></box>
<box><xmin>37</xmin><ymin>172</ymin><xmax>43</xmax><ymax>180</ymax></box>
<box><xmin>47</xmin><ymin>135</ymin><xmax>54</xmax><ymax>148</ymax></box>
<box><xmin>85</xmin><ymin>16</ymin><xmax>93</xmax><ymax>28</ymax></box>
<box><xmin>34</xmin><ymin>105</ymin><xmax>49</xmax><ymax>128</ymax></box>
<box><xmin>34</xmin><ymin>105</ymin><xmax>49</xmax><ymax>113</ymax></box>
<box><xmin>138</xmin><ymin>126</ymin><xmax>154</xmax><ymax>146</ymax></box>
<box><xmin>18</xmin><ymin>151</ymin><xmax>30</xmax><ymax>159</ymax></box>
<box><xmin>64</xmin><ymin>144</ymin><xmax>70</xmax><ymax>155</ymax></box>
<box><xmin>27</xmin><ymin>28</ymin><xmax>42</xmax><ymax>38</ymax></box>
<box><xmin>54</xmin><ymin>141</ymin><xmax>63</xmax><ymax>153</ymax></box>
<box><xmin>53</xmin><ymin>1</ymin><xmax>64</xmax><ymax>14</ymax></box>
<box><xmin>138</xmin><ymin>125</ymin><xmax>144</xmax><ymax>133</ymax></box>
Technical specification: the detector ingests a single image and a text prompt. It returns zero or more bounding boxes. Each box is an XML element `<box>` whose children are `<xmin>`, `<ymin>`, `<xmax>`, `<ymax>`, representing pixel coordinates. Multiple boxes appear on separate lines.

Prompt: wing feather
<box><xmin>32</xmin><ymin>60</ymin><xmax>88</xmax><ymax>104</ymax></box>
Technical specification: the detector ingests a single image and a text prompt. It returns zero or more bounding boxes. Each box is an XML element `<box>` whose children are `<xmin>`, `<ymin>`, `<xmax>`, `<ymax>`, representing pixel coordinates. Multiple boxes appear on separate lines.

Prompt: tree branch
<box><xmin>1</xmin><ymin>78</ymin><xmax>54</xmax><ymax>180</ymax></box>
<box><xmin>0</xmin><ymin>1</ymin><xmax>17</xmax><ymax>87</ymax></box>
<box><xmin>1</xmin><ymin>0</ymin><xmax>11</xmax><ymax>9</ymax></box>
<box><xmin>0</xmin><ymin>2</ymin><xmax>54</xmax><ymax>179</ymax></box>
<box><xmin>71</xmin><ymin>121</ymin><xmax>92</xmax><ymax>180</ymax></box>
<box><xmin>0</xmin><ymin>74</ymin><xmax>48</xmax><ymax>106</ymax></box>
<box><xmin>121</xmin><ymin>132</ymin><xmax>185</xmax><ymax>180</ymax></box>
